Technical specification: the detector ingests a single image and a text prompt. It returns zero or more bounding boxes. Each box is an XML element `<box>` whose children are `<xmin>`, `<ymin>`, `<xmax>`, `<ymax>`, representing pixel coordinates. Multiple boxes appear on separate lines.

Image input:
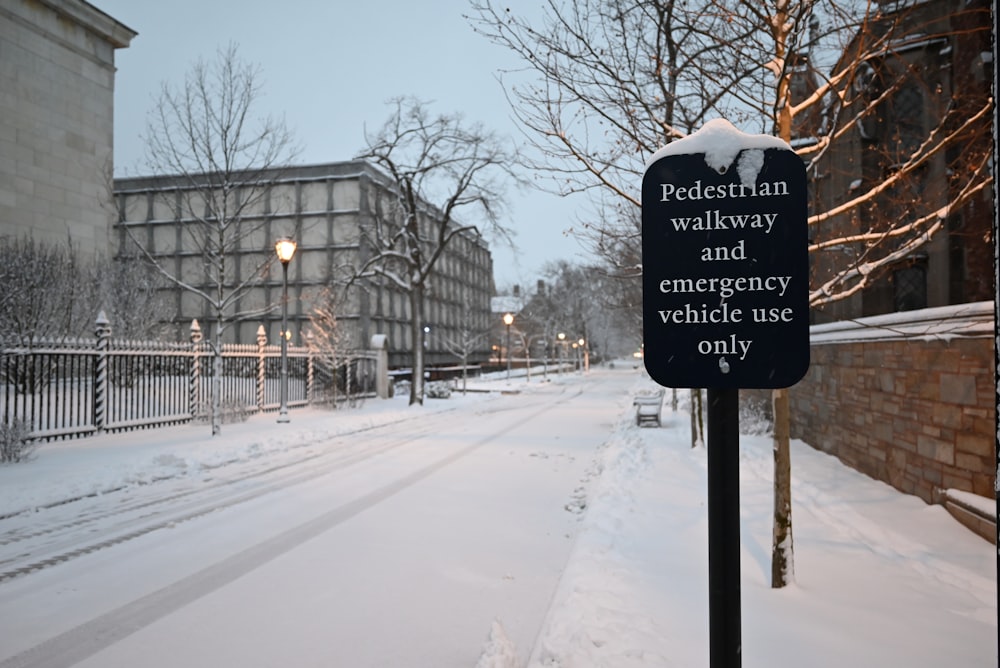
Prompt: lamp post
<box><xmin>557</xmin><ymin>332</ymin><xmax>566</xmax><ymax>373</ymax></box>
<box><xmin>578</xmin><ymin>337</ymin><xmax>588</xmax><ymax>372</ymax></box>
<box><xmin>275</xmin><ymin>237</ymin><xmax>297</xmax><ymax>423</ymax></box>
<box><xmin>503</xmin><ymin>313</ymin><xmax>514</xmax><ymax>379</ymax></box>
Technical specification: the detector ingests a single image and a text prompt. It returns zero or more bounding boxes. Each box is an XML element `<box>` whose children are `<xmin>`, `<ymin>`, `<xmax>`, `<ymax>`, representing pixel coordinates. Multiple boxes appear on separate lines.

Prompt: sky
<box><xmin>92</xmin><ymin>0</ymin><xmax>591</xmax><ymax>292</ymax></box>
<box><xmin>0</xmin><ymin>366</ymin><xmax>995</xmax><ymax>666</ymax></box>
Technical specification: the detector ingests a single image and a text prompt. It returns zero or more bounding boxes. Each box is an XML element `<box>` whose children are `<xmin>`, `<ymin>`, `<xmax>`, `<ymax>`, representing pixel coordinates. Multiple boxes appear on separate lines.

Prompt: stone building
<box><xmin>764</xmin><ymin>0</ymin><xmax>996</xmax><ymax>538</ymax></box>
<box><xmin>806</xmin><ymin>0</ymin><xmax>993</xmax><ymax>322</ymax></box>
<box><xmin>0</xmin><ymin>0</ymin><xmax>135</xmax><ymax>257</ymax></box>
<box><xmin>113</xmin><ymin>161</ymin><xmax>496</xmax><ymax>369</ymax></box>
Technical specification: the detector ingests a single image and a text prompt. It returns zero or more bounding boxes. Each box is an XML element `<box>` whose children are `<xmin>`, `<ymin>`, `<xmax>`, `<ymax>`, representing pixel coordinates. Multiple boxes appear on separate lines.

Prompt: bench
<box><xmin>633</xmin><ymin>389</ymin><xmax>665</xmax><ymax>427</ymax></box>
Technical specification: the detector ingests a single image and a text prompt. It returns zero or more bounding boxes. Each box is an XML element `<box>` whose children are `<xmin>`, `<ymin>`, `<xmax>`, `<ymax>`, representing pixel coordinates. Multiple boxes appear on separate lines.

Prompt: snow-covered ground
<box><xmin>1</xmin><ymin>365</ymin><xmax>995</xmax><ymax>667</ymax></box>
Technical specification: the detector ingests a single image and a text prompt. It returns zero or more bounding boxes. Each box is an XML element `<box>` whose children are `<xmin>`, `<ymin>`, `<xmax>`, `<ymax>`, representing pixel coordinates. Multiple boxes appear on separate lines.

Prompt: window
<box><xmin>890</xmin><ymin>82</ymin><xmax>924</xmax><ymax>160</ymax></box>
<box><xmin>892</xmin><ymin>262</ymin><xmax>927</xmax><ymax>311</ymax></box>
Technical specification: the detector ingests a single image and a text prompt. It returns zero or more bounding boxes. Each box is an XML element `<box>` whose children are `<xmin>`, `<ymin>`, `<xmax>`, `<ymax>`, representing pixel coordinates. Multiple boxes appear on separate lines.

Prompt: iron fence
<box><xmin>1</xmin><ymin>316</ymin><xmax>377</xmax><ymax>442</ymax></box>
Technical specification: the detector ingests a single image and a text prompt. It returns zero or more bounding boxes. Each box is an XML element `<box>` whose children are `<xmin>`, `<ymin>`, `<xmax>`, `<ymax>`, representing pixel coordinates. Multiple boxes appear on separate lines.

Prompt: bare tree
<box><xmin>528</xmin><ymin>260</ymin><xmax>637</xmax><ymax>361</ymax></box>
<box><xmin>468</xmin><ymin>0</ymin><xmax>991</xmax><ymax>306</ymax></box>
<box><xmin>439</xmin><ymin>309</ymin><xmax>490</xmax><ymax>394</ymax></box>
<box><xmin>0</xmin><ymin>237</ymin><xmax>90</xmax><ymax>345</ymax></box>
<box><xmin>306</xmin><ymin>284</ymin><xmax>354</xmax><ymax>406</ymax></box>
<box><xmin>100</xmin><ymin>252</ymin><xmax>170</xmax><ymax>341</ymax></box>
<box><xmin>354</xmin><ymin>97</ymin><xmax>522</xmax><ymax>405</ymax></box>
<box><xmin>0</xmin><ymin>238</ymin><xmax>165</xmax><ymax>345</ymax></box>
<box><xmin>123</xmin><ymin>43</ymin><xmax>299</xmax><ymax>435</ymax></box>
<box><xmin>469</xmin><ymin>0</ymin><xmax>992</xmax><ymax>588</ymax></box>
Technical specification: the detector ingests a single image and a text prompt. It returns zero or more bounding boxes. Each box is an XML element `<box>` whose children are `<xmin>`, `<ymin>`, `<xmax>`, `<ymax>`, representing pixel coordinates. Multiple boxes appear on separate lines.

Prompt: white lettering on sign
<box><xmin>696</xmin><ymin>335</ymin><xmax>752</xmax><ymax>361</ymax></box>
<box><xmin>669</xmin><ymin>210</ymin><xmax>778</xmax><ymax>234</ymax></box>
<box><xmin>659</xmin><ymin>179</ymin><xmax>788</xmax><ymax>202</ymax></box>
<box><xmin>657</xmin><ymin>302</ymin><xmax>744</xmax><ymax>324</ymax></box>
<box><xmin>650</xmin><ymin>160</ymin><xmax>800</xmax><ymax>375</ymax></box>
<box><xmin>658</xmin><ymin>275</ymin><xmax>792</xmax><ymax>299</ymax></box>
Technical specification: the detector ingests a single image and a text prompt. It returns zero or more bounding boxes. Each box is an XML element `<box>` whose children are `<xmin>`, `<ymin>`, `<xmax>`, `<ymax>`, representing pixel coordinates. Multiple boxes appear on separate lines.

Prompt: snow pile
<box><xmin>475</xmin><ymin>620</ymin><xmax>520</xmax><ymax>668</ymax></box>
<box><xmin>523</xmin><ymin>378</ymin><xmax>996</xmax><ymax>667</ymax></box>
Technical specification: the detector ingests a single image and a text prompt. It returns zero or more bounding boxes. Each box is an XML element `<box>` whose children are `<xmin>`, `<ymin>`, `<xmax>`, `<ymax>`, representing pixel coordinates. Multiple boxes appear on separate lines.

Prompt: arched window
<box><xmin>889</xmin><ymin>81</ymin><xmax>924</xmax><ymax>160</ymax></box>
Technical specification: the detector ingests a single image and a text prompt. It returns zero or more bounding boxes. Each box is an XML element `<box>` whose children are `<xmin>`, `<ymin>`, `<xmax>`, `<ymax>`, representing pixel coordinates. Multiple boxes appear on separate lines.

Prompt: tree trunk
<box><xmin>690</xmin><ymin>390</ymin><xmax>697</xmax><ymax>447</ymax></box>
<box><xmin>211</xmin><ymin>322</ymin><xmax>222</xmax><ymax>436</ymax></box>
<box><xmin>690</xmin><ymin>388</ymin><xmax>704</xmax><ymax>448</ymax></box>
<box><xmin>771</xmin><ymin>387</ymin><xmax>794</xmax><ymax>587</ymax></box>
<box><xmin>409</xmin><ymin>284</ymin><xmax>424</xmax><ymax>406</ymax></box>
<box><xmin>771</xmin><ymin>47</ymin><xmax>795</xmax><ymax>586</ymax></box>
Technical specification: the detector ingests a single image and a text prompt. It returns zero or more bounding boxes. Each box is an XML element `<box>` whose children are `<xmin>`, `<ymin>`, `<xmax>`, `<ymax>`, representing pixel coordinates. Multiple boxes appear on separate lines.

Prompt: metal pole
<box><xmin>707</xmin><ymin>387</ymin><xmax>741</xmax><ymax>668</ymax></box>
<box><xmin>277</xmin><ymin>259</ymin><xmax>290</xmax><ymax>423</ymax></box>
<box><xmin>506</xmin><ymin>323</ymin><xmax>511</xmax><ymax>379</ymax></box>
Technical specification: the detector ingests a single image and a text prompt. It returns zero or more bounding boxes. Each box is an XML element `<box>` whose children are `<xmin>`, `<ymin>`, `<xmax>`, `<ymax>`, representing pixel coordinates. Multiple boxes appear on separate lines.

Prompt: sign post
<box><xmin>641</xmin><ymin>119</ymin><xmax>810</xmax><ymax>668</ymax></box>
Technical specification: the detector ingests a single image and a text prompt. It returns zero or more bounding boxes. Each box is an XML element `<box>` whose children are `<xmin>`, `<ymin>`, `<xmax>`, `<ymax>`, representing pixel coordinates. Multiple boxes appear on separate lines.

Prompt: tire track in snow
<box><xmin>0</xmin><ymin>424</ymin><xmax>439</xmax><ymax>582</ymax></box>
<box><xmin>0</xmin><ymin>390</ymin><xmax>578</xmax><ymax>668</ymax></box>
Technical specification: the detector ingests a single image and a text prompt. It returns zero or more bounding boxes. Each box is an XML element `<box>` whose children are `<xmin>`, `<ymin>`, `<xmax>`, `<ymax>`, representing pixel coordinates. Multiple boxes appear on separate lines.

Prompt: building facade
<box><xmin>113</xmin><ymin>161</ymin><xmax>495</xmax><ymax>369</ymax></box>
<box><xmin>806</xmin><ymin>0</ymin><xmax>993</xmax><ymax>322</ymax></box>
<box><xmin>0</xmin><ymin>0</ymin><xmax>135</xmax><ymax>257</ymax></box>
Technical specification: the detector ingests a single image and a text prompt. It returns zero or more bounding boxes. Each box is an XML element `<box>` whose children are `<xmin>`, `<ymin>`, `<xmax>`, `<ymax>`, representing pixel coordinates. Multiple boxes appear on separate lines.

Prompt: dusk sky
<box><xmin>94</xmin><ymin>0</ymin><xmax>591</xmax><ymax>291</ymax></box>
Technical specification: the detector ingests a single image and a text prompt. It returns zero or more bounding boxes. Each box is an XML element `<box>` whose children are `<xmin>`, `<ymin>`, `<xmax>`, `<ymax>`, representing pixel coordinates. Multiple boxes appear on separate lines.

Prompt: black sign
<box><xmin>642</xmin><ymin>147</ymin><xmax>809</xmax><ymax>389</ymax></box>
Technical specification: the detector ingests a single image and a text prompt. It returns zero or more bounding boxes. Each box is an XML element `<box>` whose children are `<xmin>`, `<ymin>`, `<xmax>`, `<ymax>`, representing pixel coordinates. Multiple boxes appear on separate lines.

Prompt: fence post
<box><xmin>256</xmin><ymin>325</ymin><xmax>267</xmax><ymax>412</ymax></box>
<box><xmin>94</xmin><ymin>311</ymin><xmax>111</xmax><ymax>432</ymax></box>
<box><xmin>190</xmin><ymin>319</ymin><xmax>203</xmax><ymax>418</ymax></box>
<box><xmin>370</xmin><ymin>334</ymin><xmax>389</xmax><ymax>399</ymax></box>
<box><xmin>305</xmin><ymin>331</ymin><xmax>314</xmax><ymax>404</ymax></box>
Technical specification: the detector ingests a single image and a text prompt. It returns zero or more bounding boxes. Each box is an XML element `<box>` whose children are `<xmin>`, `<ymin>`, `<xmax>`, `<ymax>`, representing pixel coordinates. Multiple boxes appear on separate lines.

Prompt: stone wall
<box><xmin>0</xmin><ymin>0</ymin><xmax>135</xmax><ymax>257</ymax></box>
<box><xmin>746</xmin><ymin>302</ymin><xmax>995</xmax><ymax>505</ymax></box>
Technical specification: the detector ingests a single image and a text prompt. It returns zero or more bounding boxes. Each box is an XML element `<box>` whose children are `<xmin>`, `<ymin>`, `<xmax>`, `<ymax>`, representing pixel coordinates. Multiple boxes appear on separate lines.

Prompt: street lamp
<box><xmin>503</xmin><ymin>313</ymin><xmax>514</xmax><ymax>379</ymax></box>
<box><xmin>275</xmin><ymin>237</ymin><xmax>297</xmax><ymax>423</ymax></box>
<box><xmin>578</xmin><ymin>338</ymin><xmax>588</xmax><ymax>372</ymax></box>
<box><xmin>557</xmin><ymin>332</ymin><xmax>566</xmax><ymax>373</ymax></box>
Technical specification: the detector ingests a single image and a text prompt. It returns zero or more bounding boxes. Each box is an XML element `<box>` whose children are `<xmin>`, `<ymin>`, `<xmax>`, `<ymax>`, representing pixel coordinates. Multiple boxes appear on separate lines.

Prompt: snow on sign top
<box><xmin>645</xmin><ymin>118</ymin><xmax>791</xmax><ymax>174</ymax></box>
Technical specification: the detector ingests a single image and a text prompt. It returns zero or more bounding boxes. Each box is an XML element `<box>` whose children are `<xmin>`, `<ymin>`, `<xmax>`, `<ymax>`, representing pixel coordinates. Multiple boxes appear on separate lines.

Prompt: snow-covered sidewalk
<box><xmin>498</xmin><ymin>375</ymin><xmax>997</xmax><ymax>667</ymax></box>
<box><xmin>1</xmin><ymin>369</ymin><xmax>996</xmax><ymax>667</ymax></box>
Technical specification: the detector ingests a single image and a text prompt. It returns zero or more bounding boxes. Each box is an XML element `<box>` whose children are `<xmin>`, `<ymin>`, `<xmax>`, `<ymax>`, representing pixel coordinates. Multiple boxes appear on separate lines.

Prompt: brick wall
<box><xmin>746</xmin><ymin>302</ymin><xmax>995</xmax><ymax>505</ymax></box>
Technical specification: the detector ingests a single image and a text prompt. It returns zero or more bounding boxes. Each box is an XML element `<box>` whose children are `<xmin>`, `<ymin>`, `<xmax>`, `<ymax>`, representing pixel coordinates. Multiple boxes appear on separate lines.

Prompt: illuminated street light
<box><xmin>557</xmin><ymin>332</ymin><xmax>566</xmax><ymax>373</ymax></box>
<box><xmin>275</xmin><ymin>238</ymin><xmax>297</xmax><ymax>423</ymax></box>
<box><xmin>503</xmin><ymin>313</ymin><xmax>514</xmax><ymax>379</ymax></box>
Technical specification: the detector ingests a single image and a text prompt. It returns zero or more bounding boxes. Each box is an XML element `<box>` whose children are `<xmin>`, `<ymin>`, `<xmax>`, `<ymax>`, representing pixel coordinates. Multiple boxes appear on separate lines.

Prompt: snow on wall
<box><xmin>810</xmin><ymin>301</ymin><xmax>993</xmax><ymax>344</ymax></box>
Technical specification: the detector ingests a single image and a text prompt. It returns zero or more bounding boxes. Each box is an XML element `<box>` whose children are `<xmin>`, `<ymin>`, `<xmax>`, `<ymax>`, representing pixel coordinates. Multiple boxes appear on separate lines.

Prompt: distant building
<box><xmin>807</xmin><ymin>0</ymin><xmax>993</xmax><ymax>322</ymax></box>
<box><xmin>490</xmin><ymin>284</ymin><xmax>528</xmax><ymax>363</ymax></box>
<box><xmin>0</xmin><ymin>0</ymin><xmax>135</xmax><ymax>257</ymax></box>
<box><xmin>113</xmin><ymin>161</ymin><xmax>495</xmax><ymax>369</ymax></box>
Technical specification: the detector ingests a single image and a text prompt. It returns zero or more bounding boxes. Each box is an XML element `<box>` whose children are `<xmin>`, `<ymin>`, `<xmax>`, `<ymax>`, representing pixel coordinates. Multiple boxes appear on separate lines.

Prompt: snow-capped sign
<box><xmin>641</xmin><ymin>119</ymin><xmax>809</xmax><ymax>389</ymax></box>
